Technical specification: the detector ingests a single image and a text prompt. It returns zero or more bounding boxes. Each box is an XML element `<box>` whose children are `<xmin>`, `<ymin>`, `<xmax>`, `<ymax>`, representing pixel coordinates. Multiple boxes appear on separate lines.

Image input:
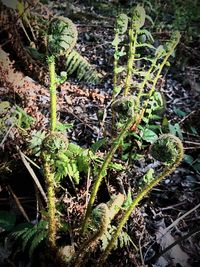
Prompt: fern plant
<box><xmin>81</xmin><ymin>17</ymin><xmax>180</xmax><ymax>237</ymax></box>
<box><xmin>40</xmin><ymin>16</ymin><xmax>78</xmax><ymax>250</ymax></box>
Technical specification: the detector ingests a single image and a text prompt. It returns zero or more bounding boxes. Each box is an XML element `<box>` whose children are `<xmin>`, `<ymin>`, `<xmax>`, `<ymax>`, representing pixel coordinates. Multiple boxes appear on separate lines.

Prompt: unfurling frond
<box><xmin>47</xmin><ymin>16</ymin><xmax>78</xmax><ymax>57</ymax></box>
<box><xmin>115</xmin><ymin>13</ymin><xmax>128</xmax><ymax>35</ymax></box>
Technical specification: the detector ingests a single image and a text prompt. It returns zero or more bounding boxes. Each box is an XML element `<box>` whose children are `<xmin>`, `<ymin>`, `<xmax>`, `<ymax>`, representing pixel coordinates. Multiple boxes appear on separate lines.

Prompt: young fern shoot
<box><xmin>97</xmin><ymin>134</ymin><xmax>184</xmax><ymax>265</ymax></box>
<box><xmin>41</xmin><ymin>17</ymin><xmax>77</xmax><ymax>250</ymax></box>
<box><xmin>112</xmin><ymin>13</ymin><xmax>128</xmax><ymax>98</ymax></box>
<box><xmin>74</xmin><ymin>204</ymin><xmax>110</xmax><ymax>267</ymax></box>
<box><xmin>124</xmin><ymin>5</ymin><xmax>146</xmax><ymax>96</ymax></box>
<box><xmin>134</xmin><ymin>31</ymin><xmax>181</xmax><ymax>127</ymax></box>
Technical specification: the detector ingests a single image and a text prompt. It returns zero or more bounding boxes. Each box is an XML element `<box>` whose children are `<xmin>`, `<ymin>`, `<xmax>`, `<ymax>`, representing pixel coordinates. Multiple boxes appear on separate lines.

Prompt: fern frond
<box><xmin>64</xmin><ymin>50</ymin><xmax>100</xmax><ymax>83</ymax></box>
<box><xmin>10</xmin><ymin>221</ymin><xmax>48</xmax><ymax>257</ymax></box>
<box><xmin>21</xmin><ymin>227</ymin><xmax>39</xmax><ymax>251</ymax></box>
<box><xmin>29</xmin><ymin>229</ymin><xmax>47</xmax><ymax>257</ymax></box>
<box><xmin>21</xmin><ymin>221</ymin><xmax>47</xmax><ymax>251</ymax></box>
<box><xmin>136</xmin><ymin>43</ymin><xmax>155</xmax><ymax>49</ymax></box>
<box><xmin>10</xmin><ymin>223</ymin><xmax>33</xmax><ymax>240</ymax></box>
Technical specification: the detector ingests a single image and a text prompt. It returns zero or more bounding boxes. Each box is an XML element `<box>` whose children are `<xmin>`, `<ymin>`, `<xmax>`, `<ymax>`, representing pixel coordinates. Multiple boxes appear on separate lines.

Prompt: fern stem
<box><xmin>81</xmin><ymin>115</ymin><xmax>136</xmax><ymax>235</ymax></box>
<box><xmin>43</xmin><ymin>160</ymin><xmax>56</xmax><ymax>249</ymax></box>
<box><xmin>146</xmin><ymin>37</ymin><xmax>180</xmax><ymax>104</ymax></box>
<box><xmin>113</xmin><ymin>32</ymin><xmax>119</xmax><ymax>98</ymax></box>
<box><xmin>48</xmin><ymin>55</ymin><xmax>57</xmax><ymax>132</ymax></box>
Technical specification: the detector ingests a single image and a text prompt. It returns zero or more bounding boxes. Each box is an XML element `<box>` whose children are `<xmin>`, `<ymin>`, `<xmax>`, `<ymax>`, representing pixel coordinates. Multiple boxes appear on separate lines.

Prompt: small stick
<box><xmin>7</xmin><ymin>185</ymin><xmax>30</xmax><ymax>222</ymax></box>
<box><xmin>17</xmin><ymin>146</ymin><xmax>47</xmax><ymax>203</ymax></box>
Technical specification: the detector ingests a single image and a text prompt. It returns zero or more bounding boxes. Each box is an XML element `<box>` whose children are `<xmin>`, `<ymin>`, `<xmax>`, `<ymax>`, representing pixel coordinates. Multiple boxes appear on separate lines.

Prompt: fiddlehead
<box><xmin>97</xmin><ymin>134</ymin><xmax>184</xmax><ymax>265</ymax></box>
<box><xmin>112</xmin><ymin>96</ymin><xmax>135</xmax><ymax>120</ymax></box>
<box><xmin>115</xmin><ymin>13</ymin><xmax>128</xmax><ymax>35</ymax></box>
<box><xmin>150</xmin><ymin>133</ymin><xmax>183</xmax><ymax>165</ymax></box>
<box><xmin>47</xmin><ymin>16</ymin><xmax>78</xmax><ymax>57</ymax></box>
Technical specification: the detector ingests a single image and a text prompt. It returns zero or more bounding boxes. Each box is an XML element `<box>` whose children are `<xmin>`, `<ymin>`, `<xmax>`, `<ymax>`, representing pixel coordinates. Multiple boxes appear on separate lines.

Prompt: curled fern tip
<box><xmin>150</xmin><ymin>134</ymin><xmax>183</xmax><ymax>165</ymax></box>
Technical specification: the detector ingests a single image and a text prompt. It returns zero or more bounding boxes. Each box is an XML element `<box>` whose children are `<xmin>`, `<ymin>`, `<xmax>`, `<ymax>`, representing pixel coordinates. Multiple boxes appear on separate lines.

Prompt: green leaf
<box><xmin>123</xmin><ymin>188</ymin><xmax>132</xmax><ymax>209</ymax></box>
<box><xmin>145</xmin><ymin>14</ymin><xmax>154</xmax><ymax>25</ymax></box>
<box><xmin>118</xmin><ymin>48</ymin><xmax>126</xmax><ymax>57</ymax></box>
<box><xmin>91</xmin><ymin>139</ymin><xmax>106</xmax><ymax>153</ymax></box>
<box><xmin>112</xmin><ymin>35</ymin><xmax>119</xmax><ymax>47</ymax></box>
<box><xmin>139</xmin><ymin>29</ymin><xmax>154</xmax><ymax>42</ymax></box>
<box><xmin>14</xmin><ymin>106</ymin><xmax>35</xmax><ymax>129</ymax></box>
<box><xmin>109</xmin><ymin>162</ymin><xmax>125</xmax><ymax>171</ymax></box>
<box><xmin>136</xmin><ymin>43</ymin><xmax>155</xmax><ymax>49</ymax></box>
<box><xmin>169</xmin><ymin>123</ymin><xmax>183</xmax><ymax>140</ymax></box>
<box><xmin>56</xmin><ymin>122</ymin><xmax>73</xmax><ymax>132</ymax></box>
<box><xmin>173</xmin><ymin>107</ymin><xmax>186</xmax><ymax>117</ymax></box>
<box><xmin>66</xmin><ymin>160</ymin><xmax>80</xmax><ymax>184</ymax></box>
<box><xmin>116</xmin><ymin>66</ymin><xmax>125</xmax><ymax>74</ymax></box>
<box><xmin>193</xmin><ymin>162</ymin><xmax>200</xmax><ymax>172</ymax></box>
<box><xmin>155</xmin><ymin>45</ymin><xmax>165</xmax><ymax>57</ymax></box>
<box><xmin>143</xmin><ymin>168</ymin><xmax>155</xmax><ymax>185</ymax></box>
<box><xmin>29</xmin><ymin>130</ymin><xmax>46</xmax><ymax>156</ymax></box>
<box><xmin>77</xmin><ymin>150</ymin><xmax>91</xmax><ymax>173</ymax></box>
<box><xmin>141</xmin><ymin>129</ymin><xmax>158</xmax><ymax>142</ymax></box>
<box><xmin>113</xmin><ymin>86</ymin><xmax>122</xmax><ymax>95</ymax></box>
<box><xmin>29</xmin><ymin>230</ymin><xmax>47</xmax><ymax>257</ymax></box>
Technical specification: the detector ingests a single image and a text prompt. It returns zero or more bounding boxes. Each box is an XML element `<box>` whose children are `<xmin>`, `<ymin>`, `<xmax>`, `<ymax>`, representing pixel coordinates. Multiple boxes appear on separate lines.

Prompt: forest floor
<box><xmin>0</xmin><ymin>1</ymin><xmax>200</xmax><ymax>267</ymax></box>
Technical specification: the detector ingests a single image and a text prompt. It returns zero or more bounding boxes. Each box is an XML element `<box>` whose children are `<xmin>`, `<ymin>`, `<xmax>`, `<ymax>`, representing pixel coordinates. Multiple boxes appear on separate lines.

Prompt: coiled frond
<box><xmin>132</xmin><ymin>5</ymin><xmax>146</xmax><ymax>29</ymax></box>
<box><xmin>42</xmin><ymin>132</ymin><xmax>69</xmax><ymax>156</ymax></box>
<box><xmin>150</xmin><ymin>134</ymin><xmax>184</xmax><ymax>165</ymax></box>
<box><xmin>92</xmin><ymin>203</ymin><xmax>110</xmax><ymax>234</ymax></box>
<box><xmin>47</xmin><ymin>16</ymin><xmax>78</xmax><ymax>57</ymax></box>
<box><xmin>115</xmin><ymin>13</ymin><xmax>128</xmax><ymax>34</ymax></box>
<box><xmin>112</xmin><ymin>96</ymin><xmax>135</xmax><ymax>118</ymax></box>
<box><xmin>65</xmin><ymin>49</ymin><xmax>100</xmax><ymax>83</ymax></box>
